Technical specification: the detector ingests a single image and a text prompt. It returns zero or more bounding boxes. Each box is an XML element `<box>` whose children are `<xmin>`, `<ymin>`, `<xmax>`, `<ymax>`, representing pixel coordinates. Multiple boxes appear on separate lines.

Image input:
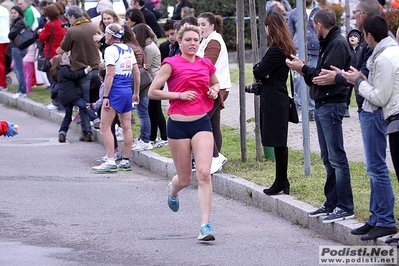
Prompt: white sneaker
<box><xmin>101</xmin><ymin>151</ymin><xmax>122</xmax><ymax>162</ymax></box>
<box><xmin>210</xmin><ymin>154</ymin><xmax>228</xmax><ymax>174</ymax></box>
<box><xmin>132</xmin><ymin>140</ymin><xmax>153</xmax><ymax>151</ymax></box>
<box><xmin>12</xmin><ymin>92</ymin><xmax>27</xmax><ymax>99</ymax></box>
<box><xmin>46</xmin><ymin>102</ymin><xmax>58</xmax><ymax>110</ymax></box>
<box><xmin>0</xmin><ymin>86</ymin><xmax>7</xmax><ymax>91</ymax></box>
<box><xmin>154</xmin><ymin>139</ymin><xmax>168</xmax><ymax>148</ymax></box>
<box><xmin>116</xmin><ymin>127</ymin><xmax>124</xmax><ymax>142</ymax></box>
<box><xmin>131</xmin><ymin>138</ymin><xmax>142</xmax><ymax>150</ymax></box>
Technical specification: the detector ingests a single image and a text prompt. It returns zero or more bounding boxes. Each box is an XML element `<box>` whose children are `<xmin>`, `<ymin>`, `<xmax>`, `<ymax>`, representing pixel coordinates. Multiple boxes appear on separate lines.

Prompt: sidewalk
<box><xmin>0</xmin><ymin>70</ymin><xmax>392</xmax><ymax>247</ymax></box>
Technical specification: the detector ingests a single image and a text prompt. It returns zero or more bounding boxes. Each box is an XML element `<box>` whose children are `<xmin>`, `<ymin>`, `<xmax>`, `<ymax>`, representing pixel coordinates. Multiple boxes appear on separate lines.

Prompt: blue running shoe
<box><xmin>198</xmin><ymin>221</ymin><xmax>215</xmax><ymax>241</ymax></box>
<box><xmin>167</xmin><ymin>182</ymin><xmax>179</xmax><ymax>212</ymax></box>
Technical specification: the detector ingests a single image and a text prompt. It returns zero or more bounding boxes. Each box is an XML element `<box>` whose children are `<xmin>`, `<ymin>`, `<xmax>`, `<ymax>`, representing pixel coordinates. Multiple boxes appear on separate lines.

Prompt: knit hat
<box><xmin>348</xmin><ymin>29</ymin><xmax>361</xmax><ymax>42</ymax></box>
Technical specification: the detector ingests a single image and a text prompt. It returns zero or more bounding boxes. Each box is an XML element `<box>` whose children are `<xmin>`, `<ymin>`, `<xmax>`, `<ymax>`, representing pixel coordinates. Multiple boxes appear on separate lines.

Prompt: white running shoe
<box><xmin>116</xmin><ymin>127</ymin><xmax>124</xmax><ymax>142</ymax></box>
<box><xmin>12</xmin><ymin>92</ymin><xmax>27</xmax><ymax>99</ymax></box>
<box><xmin>46</xmin><ymin>102</ymin><xmax>58</xmax><ymax>110</ymax></box>
<box><xmin>101</xmin><ymin>151</ymin><xmax>122</xmax><ymax>162</ymax></box>
<box><xmin>132</xmin><ymin>140</ymin><xmax>153</xmax><ymax>151</ymax></box>
<box><xmin>210</xmin><ymin>153</ymin><xmax>228</xmax><ymax>174</ymax></box>
<box><xmin>92</xmin><ymin>162</ymin><xmax>117</xmax><ymax>173</ymax></box>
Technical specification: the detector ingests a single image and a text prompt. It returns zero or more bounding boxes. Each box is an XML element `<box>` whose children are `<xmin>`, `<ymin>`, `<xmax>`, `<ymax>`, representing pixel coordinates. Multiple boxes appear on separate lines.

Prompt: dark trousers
<box><xmin>389</xmin><ymin>131</ymin><xmax>399</xmax><ymax>180</ymax></box>
<box><xmin>148</xmin><ymin>99</ymin><xmax>167</xmax><ymax>141</ymax></box>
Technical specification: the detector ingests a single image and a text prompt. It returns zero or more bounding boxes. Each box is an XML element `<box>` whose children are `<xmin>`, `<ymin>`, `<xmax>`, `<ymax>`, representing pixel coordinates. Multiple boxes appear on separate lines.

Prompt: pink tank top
<box><xmin>163</xmin><ymin>55</ymin><xmax>216</xmax><ymax>116</ymax></box>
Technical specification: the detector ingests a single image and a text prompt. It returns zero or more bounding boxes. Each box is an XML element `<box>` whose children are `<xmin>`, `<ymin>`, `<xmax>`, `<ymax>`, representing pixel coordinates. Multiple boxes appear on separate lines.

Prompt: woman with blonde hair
<box><xmin>149</xmin><ymin>23</ymin><xmax>220</xmax><ymax>241</ymax></box>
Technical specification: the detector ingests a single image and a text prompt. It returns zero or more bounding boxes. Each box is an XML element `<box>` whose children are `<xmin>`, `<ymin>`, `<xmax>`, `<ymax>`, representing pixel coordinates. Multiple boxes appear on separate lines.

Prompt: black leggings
<box><xmin>149</xmin><ymin>99</ymin><xmax>167</xmax><ymax>141</ymax></box>
<box><xmin>389</xmin><ymin>131</ymin><xmax>399</xmax><ymax>180</ymax></box>
<box><xmin>207</xmin><ymin>91</ymin><xmax>229</xmax><ymax>157</ymax></box>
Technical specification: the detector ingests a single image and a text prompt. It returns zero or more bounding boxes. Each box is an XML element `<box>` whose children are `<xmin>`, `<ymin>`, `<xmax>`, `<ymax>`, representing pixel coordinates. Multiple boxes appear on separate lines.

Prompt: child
<box><xmin>50</xmin><ymin>54</ymin><xmax>93</xmax><ymax>143</ymax></box>
<box><xmin>87</xmin><ymin>68</ymin><xmax>121</xmax><ymax>161</ymax></box>
<box><xmin>345</xmin><ymin>29</ymin><xmax>362</xmax><ymax>118</ymax></box>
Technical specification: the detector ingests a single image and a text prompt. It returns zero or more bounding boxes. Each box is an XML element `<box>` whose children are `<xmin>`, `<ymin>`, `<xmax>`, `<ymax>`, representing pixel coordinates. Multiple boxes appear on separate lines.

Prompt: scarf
<box><xmin>72</xmin><ymin>17</ymin><xmax>90</xmax><ymax>27</ymax></box>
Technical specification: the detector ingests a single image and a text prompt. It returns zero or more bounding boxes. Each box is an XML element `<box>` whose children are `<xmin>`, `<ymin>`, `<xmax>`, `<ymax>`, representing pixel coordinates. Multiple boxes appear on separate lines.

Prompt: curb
<box><xmin>0</xmin><ymin>91</ymin><xmax>389</xmax><ymax>246</ymax></box>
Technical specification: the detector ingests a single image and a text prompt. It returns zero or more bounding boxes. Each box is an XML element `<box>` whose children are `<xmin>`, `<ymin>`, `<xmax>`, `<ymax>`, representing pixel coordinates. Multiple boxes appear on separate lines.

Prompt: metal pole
<box><xmin>296</xmin><ymin>0</ymin><xmax>311</xmax><ymax>175</ymax></box>
<box><xmin>237</xmin><ymin>0</ymin><xmax>247</xmax><ymax>161</ymax></box>
<box><xmin>248</xmin><ymin>0</ymin><xmax>262</xmax><ymax>161</ymax></box>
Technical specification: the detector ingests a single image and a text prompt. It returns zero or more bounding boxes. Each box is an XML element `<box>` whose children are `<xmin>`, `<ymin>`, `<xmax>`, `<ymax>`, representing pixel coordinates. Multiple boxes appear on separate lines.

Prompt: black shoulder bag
<box><xmin>37</xmin><ymin>22</ymin><xmax>54</xmax><ymax>72</ymax></box>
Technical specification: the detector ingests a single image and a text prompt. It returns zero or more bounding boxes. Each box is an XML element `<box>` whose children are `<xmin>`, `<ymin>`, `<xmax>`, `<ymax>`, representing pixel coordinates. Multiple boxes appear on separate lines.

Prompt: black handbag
<box><xmin>37</xmin><ymin>22</ymin><xmax>54</xmax><ymax>72</ymax></box>
<box><xmin>14</xmin><ymin>26</ymin><xmax>36</xmax><ymax>50</ymax></box>
<box><xmin>288</xmin><ymin>70</ymin><xmax>299</xmax><ymax>124</ymax></box>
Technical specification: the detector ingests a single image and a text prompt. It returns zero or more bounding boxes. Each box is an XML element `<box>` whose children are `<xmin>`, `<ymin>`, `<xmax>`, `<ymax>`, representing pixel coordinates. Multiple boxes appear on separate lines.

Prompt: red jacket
<box><xmin>38</xmin><ymin>19</ymin><xmax>66</xmax><ymax>59</ymax></box>
<box><xmin>0</xmin><ymin>121</ymin><xmax>9</xmax><ymax>136</ymax></box>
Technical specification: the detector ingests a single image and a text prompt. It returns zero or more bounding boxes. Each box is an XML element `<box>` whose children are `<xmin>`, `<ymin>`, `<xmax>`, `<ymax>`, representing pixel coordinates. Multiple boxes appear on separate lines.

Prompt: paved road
<box><xmin>0</xmin><ymin>104</ymin><xmax>342</xmax><ymax>265</ymax></box>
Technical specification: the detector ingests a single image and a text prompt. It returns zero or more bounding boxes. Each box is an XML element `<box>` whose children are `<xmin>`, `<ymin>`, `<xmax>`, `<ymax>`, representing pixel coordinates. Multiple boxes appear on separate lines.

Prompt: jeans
<box><xmin>59</xmin><ymin>98</ymin><xmax>91</xmax><ymax>134</ymax></box>
<box><xmin>315</xmin><ymin>103</ymin><xmax>354</xmax><ymax>213</ymax></box>
<box><xmin>136</xmin><ymin>96</ymin><xmax>151</xmax><ymax>143</ymax></box>
<box><xmin>12</xmin><ymin>47</ymin><xmax>28</xmax><ymax>94</ymax></box>
<box><xmin>294</xmin><ymin>54</ymin><xmax>317</xmax><ymax>112</ymax></box>
<box><xmin>77</xmin><ymin>69</ymin><xmax>99</xmax><ymax>122</ymax></box>
<box><xmin>360</xmin><ymin>109</ymin><xmax>395</xmax><ymax>227</ymax></box>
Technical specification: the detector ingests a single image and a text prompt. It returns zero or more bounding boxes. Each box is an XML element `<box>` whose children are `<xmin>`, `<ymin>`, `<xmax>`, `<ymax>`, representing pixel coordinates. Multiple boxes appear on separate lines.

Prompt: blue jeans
<box><xmin>294</xmin><ymin>54</ymin><xmax>317</xmax><ymax>112</ymax></box>
<box><xmin>12</xmin><ymin>47</ymin><xmax>27</xmax><ymax>94</ymax></box>
<box><xmin>315</xmin><ymin>103</ymin><xmax>354</xmax><ymax>213</ymax></box>
<box><xmin>136</xmin><ymin>96</ymin><xmax>150</xmax><ymax>143</ymax></box>
<box><xmin>77</xmin><ymin>70</ymin><xmax>99</xmax><ymax>122</ymax></box>
<box><xmin>359</xmin><ymin>109</ymin><xmax>396</xmax><ymax>227</ymax></box>
<box><xmin>59</xmin><ymin>98</ymin><xmax>91</xmax><ymax>134</ymax></box>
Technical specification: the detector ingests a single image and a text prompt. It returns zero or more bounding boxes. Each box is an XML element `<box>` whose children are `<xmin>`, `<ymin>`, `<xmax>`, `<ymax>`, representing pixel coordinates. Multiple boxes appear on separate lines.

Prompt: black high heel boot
<box><xmin>263</xmin><ymin>147</ymin><xmax>290</xmax><ymax>195</ymax></box>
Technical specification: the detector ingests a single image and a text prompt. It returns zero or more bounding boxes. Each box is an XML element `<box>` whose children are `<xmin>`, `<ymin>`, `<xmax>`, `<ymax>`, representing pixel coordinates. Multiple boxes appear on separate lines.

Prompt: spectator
<box><xmin>344</xmin><ymin>29</ymin><xmax>362</xmax><ymax>117</ymax></box>
<box><xmin>148</xmin><ymin>23</ymin><xmax>220</xmax><ymax>241</ymax></box>
<box><xmin>132</xmin><ymin>23</ymin><xmax>162</xmax><ymax>151</ymax></box>
<box><xmin>38</xmin><ymin>4</ymin><xmax>67</xmax><ymax>67</ymax></box>
<box><xmin>286</xmin><ymin>8</ymin><xmax>354</xmax><ymax>223</ymax></box>
<box><xmin>8</xmin><ymin>6</ymin><xmax>28</xmax><ymax>99</ymax></box>
<box><xmin>90</xmin><ymin>0</ymin><xmax>113</xmax><ymax>26</ymax></box>
<box><xmin>144</xmin><ymin>0</ymin><xmax>162</xmax><ymax>19</ymax></box>
<box><xmin>312</xmin><ymin>0</ymin><xmax>395</xmax><ymax>236</ymax></box>
<box><xmin>59</xmin><ymin>5</ymin><xmax>102</xmax><ymax>138</ymax></box>
<box><xmin>159</xmin><ymin>19</ymin><xmax>179</xmax><ymax>62</ymax></box>
<box><xmin>252</xmin><ymin>12</ymin><xmax>296</xmax><ymax>195</ymax></box>
<box><xmin>172</xmin><ymin>0</ymin><xmax>192</xmax><ymax>21</ymax></box>
<box><xmin>93</xmin><ymin>8</ymin><xmax>122</xmax><ymax>58</ymax></box>
<box><xmin>342</xmin><ymin>14</ymin><xmax>398</xmax><ymax>241</ymax></box>
<box><xmin>50</xmin><ymin>54</ymin><xmax>93</xmax><ymax>143</ymax></box>
<box><xmin>125</xmin><ymin>8</ymin><xmax>158</xmax><ymax>43</ymax></box>
<box><xmin>197</xmin><ymin>12</ymin><xmax>231</xmax><ymax>174</ymax></box>
<box><xmin>0</xmin><ymin>5</ymin><xmax>9</xmax><ymax>91</ymax></box>
<box><xmin>130</xmin><ymin>0</ymin><xmax>162</xmax><ymax>38</ymax></box>
<box><xmin>288</xmin><ymin>0</ymin><xmax>320</xmax><ymax>121</ymax></box>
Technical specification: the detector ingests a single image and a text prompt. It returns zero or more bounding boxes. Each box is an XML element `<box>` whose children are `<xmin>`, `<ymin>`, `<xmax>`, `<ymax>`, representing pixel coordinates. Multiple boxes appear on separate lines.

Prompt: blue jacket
<box><xmin>288</xmin><ymin>6</ymin><xmax>320</xmax><ymax>56</ymax></box>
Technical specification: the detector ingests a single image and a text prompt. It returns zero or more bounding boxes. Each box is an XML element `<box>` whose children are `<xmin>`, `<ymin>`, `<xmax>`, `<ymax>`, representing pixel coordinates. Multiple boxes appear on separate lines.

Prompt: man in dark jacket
<box><xmin>58</xmin><ymin>5</ymin><xmax>101</xmax><ymax>139</ymax></box>
<box><xmin>286</xmin><ymin>8</ymin><xmax>354</xmax><ymax>224</ymax></box>
<box><xmin>131</xmin><ymin>0</ymin><xmax>162</xmax><ymax>38</ymax></box>
<box><xmin>50</xmin><ymin>54</ymin><xmax>93</xmax><ymax>143</ymax></box>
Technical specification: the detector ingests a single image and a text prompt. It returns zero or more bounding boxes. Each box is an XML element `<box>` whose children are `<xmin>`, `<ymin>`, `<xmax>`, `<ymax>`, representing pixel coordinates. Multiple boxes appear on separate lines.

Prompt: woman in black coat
<box><xmin>253</xmin><ymin>12</ymin><xmax>296</xmax><ymax>195</ymax></box>
<box><xmin>8</xmin><ymin>6</ymin><xmax>28</xmax><ymax>99</ymax></box>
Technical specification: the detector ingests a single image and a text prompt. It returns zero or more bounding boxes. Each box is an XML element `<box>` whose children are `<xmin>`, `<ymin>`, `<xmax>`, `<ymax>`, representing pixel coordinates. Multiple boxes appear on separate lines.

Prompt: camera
<box><xmin>244</xmin><ymin>81</ymin><xmax>261</xmax><ymax>95</ymax></box>
<box><xmin>61</xmin><ymin>22</ymin><xmax>70</xmax><ymax>28</ymax></box>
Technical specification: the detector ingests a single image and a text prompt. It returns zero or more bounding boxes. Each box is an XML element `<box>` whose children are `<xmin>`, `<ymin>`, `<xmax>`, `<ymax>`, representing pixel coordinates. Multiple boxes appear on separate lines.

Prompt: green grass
<box><xmin>6</xmin><ymin>69</ymin><xmax>398</xmax><ymax>224</ymax></box>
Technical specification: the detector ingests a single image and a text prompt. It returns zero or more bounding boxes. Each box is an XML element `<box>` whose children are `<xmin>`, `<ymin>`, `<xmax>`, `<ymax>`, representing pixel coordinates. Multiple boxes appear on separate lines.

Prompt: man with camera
<box><xmin>57</xmin><ymin>5</ymin><xmax>102</xmax><ymax>141</ymax></box>
<box><xmin>286</xmin><ymin>8</ymin><xmax>354</xmax><ymax>224</ymax></box>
